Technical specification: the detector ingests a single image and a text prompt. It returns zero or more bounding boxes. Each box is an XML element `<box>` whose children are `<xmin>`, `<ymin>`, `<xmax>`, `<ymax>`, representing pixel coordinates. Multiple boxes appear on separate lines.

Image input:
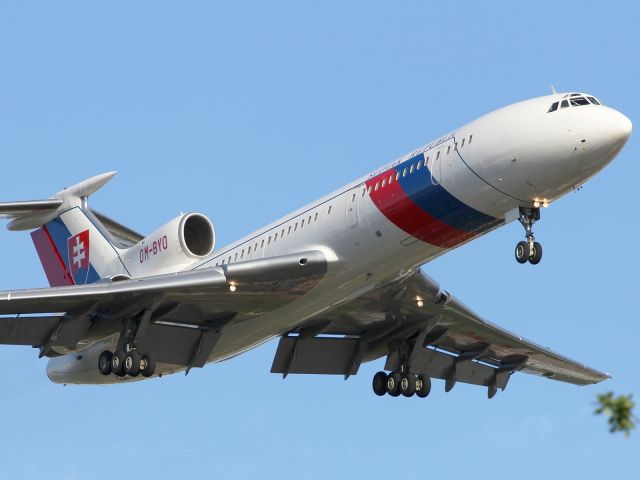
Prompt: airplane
<box><xmin>0</xmin><ymin>91</ymin><xmax>631</xmax><ymax>399</ymax></box>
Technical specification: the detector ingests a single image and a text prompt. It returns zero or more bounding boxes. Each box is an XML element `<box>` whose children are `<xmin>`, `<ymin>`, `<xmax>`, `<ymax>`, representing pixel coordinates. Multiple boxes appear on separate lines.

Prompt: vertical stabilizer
<box><xmin>0</xmin><ymin>172</ymin><xmax>129</xmax><ymax>286</ymax></box>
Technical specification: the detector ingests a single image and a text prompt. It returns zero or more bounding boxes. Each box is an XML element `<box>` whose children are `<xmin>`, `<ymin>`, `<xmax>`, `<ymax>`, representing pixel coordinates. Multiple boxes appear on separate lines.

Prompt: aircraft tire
<box><xmin>386</xmin><ymin>372</ymin><xmax>402</xmax><ymax>397</ymax></box>
<box><xmin>111</xmin><ymin>350</ymin><xmax>126</xmax><ymax>376</ymax></box>
<box><xmin>529</xmin><ymin>242</ymin><xmax>543</xmax><ymax>265</ymax></box>
<box><xmin>98</xmin><ymin>350</ymin><xmax>113</xmax><ymax>375</ymax></box>
<box><xmin>400</xmin><ymin>374</ymin><xmax>416</xmax><ymax>397</ymax></box>
<box><xmin>124</xmin><ymin>351</ymin><xmax>141</xmax><ymax>377</ymax></box>
<box><xmin>372</xmin><ymin>371</ymin><xmax>388</xmax><ymax>396</ymax></box>
<box><xmin>140</xmin><ymin>353</ymin><xmax>156</xmax><ymax>378</ymax></box>
<box><xmin>515</xmin><ymin>241</ymin><xmax>530</xmax><ymax>264</ymax></box>
<box><xmin>416</xmin><ymin>374</ymin><xmax>431</xmax><ymax>398</ymax></box>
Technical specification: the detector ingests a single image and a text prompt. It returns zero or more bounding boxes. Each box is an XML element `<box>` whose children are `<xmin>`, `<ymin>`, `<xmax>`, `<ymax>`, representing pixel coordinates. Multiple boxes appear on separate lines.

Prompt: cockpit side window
<box><xmin>548</xmin><ymin>101</ymin><xmax>559</xmax><ymax>113</ymax></box>
<box><xmin>587</xmin><ymin>96</ymin><xmax>601</xmax><ymax>105</ymax></box>
<box><xmin>560</xmin><ymin>99</ymin><xmax>569</xmax><ymax>108</ymax></box>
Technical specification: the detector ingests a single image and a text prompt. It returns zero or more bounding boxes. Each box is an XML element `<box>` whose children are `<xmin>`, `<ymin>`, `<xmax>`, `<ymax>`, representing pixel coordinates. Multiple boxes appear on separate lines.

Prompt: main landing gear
<box><xmin>515</xmin><ymin>207</ymin><xmax>543</xmax><ymax>265</ymax></box>
<box><xmin>98</xmin><ymin>347</ymin><xmax>156</xmax><ymax>378</ymax></box>
<box><xmin>372</xmin><ymin>370</ymin><xmax>431</xmax><ymax>398</ymax></box>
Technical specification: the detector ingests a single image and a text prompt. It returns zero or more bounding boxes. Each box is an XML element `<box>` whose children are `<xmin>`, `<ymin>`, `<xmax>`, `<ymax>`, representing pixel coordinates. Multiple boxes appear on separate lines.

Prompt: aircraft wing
<box><xmin>272</xmin><ymin>270</ymin><xmax>608</xmax><ymax>394</ymax></box>
<box><xmin>0</xmin><ymin>251</ymin><xmax>327</xmax><ymax>366</ymax></box>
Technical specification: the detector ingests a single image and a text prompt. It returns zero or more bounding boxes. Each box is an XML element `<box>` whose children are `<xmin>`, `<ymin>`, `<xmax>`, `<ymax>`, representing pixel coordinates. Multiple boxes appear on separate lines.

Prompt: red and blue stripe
<box><xmin>366</xmin><ymin>153</ymin><xmax>503</xmax><ymax>248</ymax></box>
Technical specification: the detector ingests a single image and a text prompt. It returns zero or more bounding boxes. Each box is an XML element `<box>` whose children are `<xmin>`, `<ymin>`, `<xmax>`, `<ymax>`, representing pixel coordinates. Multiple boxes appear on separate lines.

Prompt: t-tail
<box><xmin>0</xmin><ymin>172</ymin><xmax>130</xmax><ymax>286</ymax></box>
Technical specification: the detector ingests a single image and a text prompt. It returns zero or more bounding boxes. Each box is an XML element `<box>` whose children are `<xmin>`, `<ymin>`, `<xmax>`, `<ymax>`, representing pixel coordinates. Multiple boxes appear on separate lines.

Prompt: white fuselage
<box><xmin>46</xmin><ymin>92</ymin><xmax>632</xmax><ymax>380</ymax></box>
<box><xmin>183</xmin><ymin>92</ymin><xmax>631</xmax><ymax>364</ymax></box>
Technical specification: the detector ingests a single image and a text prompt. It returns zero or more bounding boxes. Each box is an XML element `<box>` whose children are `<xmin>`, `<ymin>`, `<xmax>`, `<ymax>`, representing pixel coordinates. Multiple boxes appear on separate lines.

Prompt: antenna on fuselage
<box><xmin>550</xmin><ymin>85</ymin><xmax>557</xmax><ymax>95</ymax></box>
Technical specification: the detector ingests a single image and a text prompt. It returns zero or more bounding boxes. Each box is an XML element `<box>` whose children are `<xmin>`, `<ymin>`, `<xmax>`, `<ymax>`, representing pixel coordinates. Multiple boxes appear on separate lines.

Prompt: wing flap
<box><xmin>0</xmin><ymin>315</ymin><xmax>62</xmax><ymax>345</ymax></box>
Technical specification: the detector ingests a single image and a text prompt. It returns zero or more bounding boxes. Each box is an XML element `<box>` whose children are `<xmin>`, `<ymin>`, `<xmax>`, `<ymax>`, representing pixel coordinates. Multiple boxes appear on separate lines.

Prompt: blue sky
<box><xmin>0</xmin><ymin>1</ymin><xmax>637</xmax><ymax>478</ymax></box>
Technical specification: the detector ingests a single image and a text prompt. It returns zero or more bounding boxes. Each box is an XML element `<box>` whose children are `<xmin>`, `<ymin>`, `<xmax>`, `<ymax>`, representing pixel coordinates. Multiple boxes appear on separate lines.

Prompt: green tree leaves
<box><xmin>595</xmin><ymin>392</ymin><xmax>636</xmax><ymax>437</ymax></box>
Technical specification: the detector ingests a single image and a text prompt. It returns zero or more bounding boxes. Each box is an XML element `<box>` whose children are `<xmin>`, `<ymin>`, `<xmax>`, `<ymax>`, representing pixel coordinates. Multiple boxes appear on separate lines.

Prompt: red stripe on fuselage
<box><xmin>30</xmin><ymin>226</ymin><xmax>74</xmax><ymax>286</ymax></box>
<box><xmin>366</xmin><ymin>170</ymin><xmax>476</xmax><ymax>248</ymax></box>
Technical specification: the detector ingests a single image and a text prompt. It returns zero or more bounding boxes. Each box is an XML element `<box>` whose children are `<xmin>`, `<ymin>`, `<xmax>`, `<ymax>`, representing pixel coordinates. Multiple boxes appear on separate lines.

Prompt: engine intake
<box><xmin>180</xmin><ymin>213</ymin><xmax>215</xmax><ymax>258</ymax></box>
<box><xmin>124</xmin><ymin>212</ymin><xmax>216</xmax><ymax>276</ymax></box>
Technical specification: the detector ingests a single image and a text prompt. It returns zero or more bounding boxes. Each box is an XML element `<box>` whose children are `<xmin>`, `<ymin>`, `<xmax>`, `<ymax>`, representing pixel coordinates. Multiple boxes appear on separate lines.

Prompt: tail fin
<box><xmin>1</xmin><ymin>172</ymin><xmax>129</xmax><ymax>286</ymax></box>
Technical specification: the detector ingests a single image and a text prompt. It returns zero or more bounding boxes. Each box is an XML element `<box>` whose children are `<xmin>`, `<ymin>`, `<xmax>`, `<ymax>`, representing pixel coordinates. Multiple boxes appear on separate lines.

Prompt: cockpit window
<box><xmin>549</xmin><ymin>93</ymin><xmax>601</xmax><ymax>112</ymax></box>
<box><xmin>570</xmin><ymin>96</ymin><xmax>590</xmax><ymax>106</ymax></box>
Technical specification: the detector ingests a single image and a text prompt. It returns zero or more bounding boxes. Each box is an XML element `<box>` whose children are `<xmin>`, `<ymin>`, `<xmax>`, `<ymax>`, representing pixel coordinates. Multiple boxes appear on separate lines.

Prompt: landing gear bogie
<box><xmin>373</xmin><ymin>371</ymin><xmax>431</xmax><ymax>399</ymax></box>
<box><xmin>99</xmin><ymin>348</ymin><xmax>157</xmax><ymax>378</ymax></box>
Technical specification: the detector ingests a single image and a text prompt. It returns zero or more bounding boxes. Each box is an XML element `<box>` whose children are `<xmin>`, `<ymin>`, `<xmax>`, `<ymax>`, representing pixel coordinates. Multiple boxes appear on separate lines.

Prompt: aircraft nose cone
<box><xmin>616</xmin><ymin>111</ymin><xmax>633</xmax><ymax>143</ymax></box>
<box><xmin>605</xmin><ymin>109</ymin><xmax>632</xmax><ymax>148</ymax></box>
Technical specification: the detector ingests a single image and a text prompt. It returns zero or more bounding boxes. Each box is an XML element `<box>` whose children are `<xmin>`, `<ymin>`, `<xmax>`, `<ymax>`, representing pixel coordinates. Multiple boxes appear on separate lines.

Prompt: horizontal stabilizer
<box><xmin>0</xmin><ymin>199</ymin><xmax>62</xmax><ymax>217</ymax></box>
<box><xmin>0</xmin><ymin>172</ymin><xmax>117</xmax><ymax>231</ymax></box>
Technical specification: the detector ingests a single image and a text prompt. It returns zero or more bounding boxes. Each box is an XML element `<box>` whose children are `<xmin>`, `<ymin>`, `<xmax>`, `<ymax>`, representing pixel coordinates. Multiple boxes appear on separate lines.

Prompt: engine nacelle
<box><xmin>123</xmin><ymin>212</ymin><xmax>215</xmax><ymax>276</ymax></box>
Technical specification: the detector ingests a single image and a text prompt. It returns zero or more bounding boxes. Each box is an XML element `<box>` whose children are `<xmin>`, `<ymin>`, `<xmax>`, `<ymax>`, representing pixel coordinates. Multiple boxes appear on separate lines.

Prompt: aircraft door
<box><xmin>345</xmin><ymin>189</ymin><xmax>359</xmax><ymax>228</ymax></box>
<box><xmin>430</xmin><ymin>147</ymin><xmax>443</xmax><ymax>185</ymax></box>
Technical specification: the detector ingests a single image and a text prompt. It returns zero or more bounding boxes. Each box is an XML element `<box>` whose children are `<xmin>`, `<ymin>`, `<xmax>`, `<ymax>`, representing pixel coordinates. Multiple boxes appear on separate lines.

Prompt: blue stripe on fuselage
<box><xmin>396</xmin><ymin>153</ymin><xmax>500</xmax><ymax>234</ymax></box>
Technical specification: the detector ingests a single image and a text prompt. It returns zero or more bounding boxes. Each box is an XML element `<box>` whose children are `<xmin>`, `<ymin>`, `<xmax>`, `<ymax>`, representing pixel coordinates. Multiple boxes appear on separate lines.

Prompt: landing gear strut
<box><xmin>515</xmin><ymin>207</ymin><xmax>543</xmax><ymax>265</ymax></box>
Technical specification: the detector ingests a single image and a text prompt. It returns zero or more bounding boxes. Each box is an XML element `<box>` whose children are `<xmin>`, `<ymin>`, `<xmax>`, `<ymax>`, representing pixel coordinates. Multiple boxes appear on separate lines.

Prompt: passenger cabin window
<box><xmin>461</xmin><ymin>138</ymin><xmax>465</xmax><ymax>147</ymax></box>
<box><xmin>436</xmin><ymin>151</ymin><xmax>440</xmax><ymax>160</ymax></box>
<box><xmin>447</xmin><ymin>146</ymin><xmax>451</xmax><ymax>155</ymax></box>
<box><xmin>409</xmin><ymin>164</ymin><xmax>414</xmax><ymax>174</ymax></box>
<box><xmin>468</xmin><ymin>135</ymin><xmax>473</xmax><ymax>144</ymax></box>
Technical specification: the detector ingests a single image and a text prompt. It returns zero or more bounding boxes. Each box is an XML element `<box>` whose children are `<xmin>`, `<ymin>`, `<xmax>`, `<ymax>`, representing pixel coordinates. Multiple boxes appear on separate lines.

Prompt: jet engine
<box><xmin>123</xmin><ymin>212</ymin><xmax>215</xmax><ymax>276</ymax></box>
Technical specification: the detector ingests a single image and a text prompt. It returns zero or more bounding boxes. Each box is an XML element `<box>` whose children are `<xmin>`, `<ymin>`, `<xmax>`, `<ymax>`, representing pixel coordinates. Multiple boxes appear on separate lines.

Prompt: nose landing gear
<box><xmin>515</xmin><ymin>207</ymin><xmax>543</xmax><ymax>265</ymax></box>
